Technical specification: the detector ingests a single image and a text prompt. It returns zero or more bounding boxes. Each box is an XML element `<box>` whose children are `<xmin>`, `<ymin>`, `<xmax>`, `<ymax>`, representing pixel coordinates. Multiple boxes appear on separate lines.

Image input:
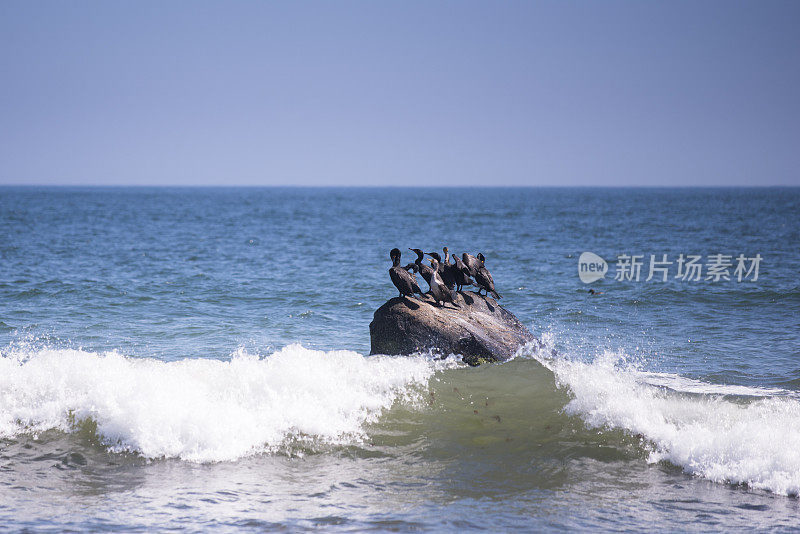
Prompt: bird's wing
<box><xmin>390</xmin><ymin>267</ymin><xmax>414</xmax><ymax>292</ymax></box>
<box><xmin>475</xmin><ymin>268</ymin><xmax>493</xmax><ymax>289</ymax></box>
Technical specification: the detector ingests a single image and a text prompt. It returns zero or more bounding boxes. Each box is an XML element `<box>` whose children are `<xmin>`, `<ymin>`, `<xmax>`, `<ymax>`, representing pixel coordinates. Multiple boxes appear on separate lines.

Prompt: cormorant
<box><xmin>462</xmin><ymin>252</ymin><xmax>481</xmax><ymax>278</ymax></box>
<box><xmin>451</xmin><ymin>253</ymin><xmax>474</xmax><ymax>292</ymax></box>
<box><xmin>427</xmin><ymin>257</ymin><xmax>458</xmax><ymax>307</ymax></box>
<box><xmin>425</xmin><ymin>251</ymin><xmax>456</xmax><ymax>290</ymax></box>
<box><xmin>388</xmin><ymin>248</ymin><xmax>423</xmax><ymax>299</ymax></box>
<box><xmin>440</xmin><ymin>247</ymin><xmax>458</xmax><ymax>290</ymax></box>
<box><xmin>409</xmin><ymin>248</ymin><xmax>436</xmax><ymax>286</ymax></box>
<box><xmin>474</xmin><ymin>252</ymin><xmax>502</xmax><ymax>299</ymax></box>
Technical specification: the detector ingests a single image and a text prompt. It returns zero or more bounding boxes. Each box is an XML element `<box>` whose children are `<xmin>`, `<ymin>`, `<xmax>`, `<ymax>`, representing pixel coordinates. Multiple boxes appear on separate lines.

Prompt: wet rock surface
<box><xmin>369</xmin><ymin>291</ymin><xmax>535</xmax><ymax>365</ymax></box>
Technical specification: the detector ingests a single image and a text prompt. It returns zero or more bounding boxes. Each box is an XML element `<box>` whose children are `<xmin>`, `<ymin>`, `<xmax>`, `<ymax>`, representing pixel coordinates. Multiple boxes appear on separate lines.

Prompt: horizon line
<box><xmin>1</xmin><ymin>184</ymin><xmax>798</xmax><ymax>189</ymax></box>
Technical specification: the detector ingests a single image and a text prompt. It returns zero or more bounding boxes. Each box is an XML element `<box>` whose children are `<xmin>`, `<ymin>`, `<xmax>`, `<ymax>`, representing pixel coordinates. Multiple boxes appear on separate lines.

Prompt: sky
<box><xmin>0</xmin><ymin>1</ymin><xmax>798</xmax><ymax>187</ymax></box>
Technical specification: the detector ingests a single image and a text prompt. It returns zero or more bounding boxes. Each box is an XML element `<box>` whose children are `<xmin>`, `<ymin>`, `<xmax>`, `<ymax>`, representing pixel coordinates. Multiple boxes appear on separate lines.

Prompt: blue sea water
<box><xmin>0</xmin><ymin>187</ymin><xmax>799</xmax><ymax>531</ymax></box>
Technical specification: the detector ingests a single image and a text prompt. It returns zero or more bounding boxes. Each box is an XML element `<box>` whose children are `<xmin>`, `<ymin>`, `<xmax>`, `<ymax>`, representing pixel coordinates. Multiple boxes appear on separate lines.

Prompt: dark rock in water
<box><xmin>369</xmin><ymin>291</ymin><xmax>535</xmax><ymax>365</ymax></box>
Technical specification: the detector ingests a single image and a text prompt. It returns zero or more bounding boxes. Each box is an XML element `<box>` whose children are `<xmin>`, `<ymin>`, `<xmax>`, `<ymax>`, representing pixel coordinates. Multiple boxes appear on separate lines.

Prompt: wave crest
<box><xmin>0</xmin><ymin>344</ymin><xmax>443</xmax><ymax>462</ymax></box>
<box><xmin>529</xmin><ymin>336</ymin><xmax>800</xmax><ymax>496</ymax></box>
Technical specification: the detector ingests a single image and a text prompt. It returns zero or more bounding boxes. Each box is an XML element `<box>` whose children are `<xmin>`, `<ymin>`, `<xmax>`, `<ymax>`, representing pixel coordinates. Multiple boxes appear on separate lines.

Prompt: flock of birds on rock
<box><xmin>388</xmin><ymin>247</ymin><xmax>501</xmax><ymax>307</ymax></box>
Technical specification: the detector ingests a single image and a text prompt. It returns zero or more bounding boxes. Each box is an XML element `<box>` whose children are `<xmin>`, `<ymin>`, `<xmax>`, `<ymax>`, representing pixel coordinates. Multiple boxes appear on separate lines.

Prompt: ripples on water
<box><xmin>1</xmin><ymin>187</ymin><xmax>799</xmax><ymax>531</ymax></box>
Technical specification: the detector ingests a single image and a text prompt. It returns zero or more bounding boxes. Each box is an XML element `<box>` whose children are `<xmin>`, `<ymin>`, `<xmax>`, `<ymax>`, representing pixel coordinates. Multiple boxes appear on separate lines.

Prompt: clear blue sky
<box><xmin>1</xmin><ymin>1</ymin><xmax>798</xmax><ymax>186</ymax></box>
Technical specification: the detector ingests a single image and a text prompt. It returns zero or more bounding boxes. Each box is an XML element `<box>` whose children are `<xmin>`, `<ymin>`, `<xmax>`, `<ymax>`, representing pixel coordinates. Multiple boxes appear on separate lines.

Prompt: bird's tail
<box><xmin>490</xmin><ymin>290</ymin><xmax>501</xmax><ymax>299</ymax></box>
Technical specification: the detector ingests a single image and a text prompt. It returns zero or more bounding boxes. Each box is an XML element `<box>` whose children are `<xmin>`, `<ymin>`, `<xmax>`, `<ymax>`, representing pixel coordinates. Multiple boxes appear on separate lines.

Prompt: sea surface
<box><xmin>1</xmin><ymin>187</ymin><xmax>798</xmax><ymax>532</ymax></box>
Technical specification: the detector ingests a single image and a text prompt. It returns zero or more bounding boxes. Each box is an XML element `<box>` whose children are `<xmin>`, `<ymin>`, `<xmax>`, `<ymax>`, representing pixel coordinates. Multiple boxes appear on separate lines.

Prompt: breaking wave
<box><xmin>3</xmin><ymin>337</ymin><xmax>799</xmax><ymax>496</ymax></box>
<box><xmin>528</xmin><ymin>334</ymin><xmax>800</xmax><ymax>496</ymax></box>
<box><xmin>0</xmin><ymin>344</ymin><xmax>455</xmax><ymax>462</ymax></box>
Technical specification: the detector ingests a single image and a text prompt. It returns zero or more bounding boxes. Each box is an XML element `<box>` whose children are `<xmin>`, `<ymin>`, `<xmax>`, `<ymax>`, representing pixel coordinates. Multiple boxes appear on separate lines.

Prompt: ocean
<box><xmin>0</xmin><ymin>187</ymin><xmax>798</xmax><ymax>531</ymax></box>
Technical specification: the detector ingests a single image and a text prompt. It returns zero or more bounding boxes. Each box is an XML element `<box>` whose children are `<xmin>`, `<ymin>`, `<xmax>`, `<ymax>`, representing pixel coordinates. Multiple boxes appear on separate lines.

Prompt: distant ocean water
<box><xmin>1</xmin><ymin>187</ymin><xmax>799</xmax><ymax>531</ymax></box>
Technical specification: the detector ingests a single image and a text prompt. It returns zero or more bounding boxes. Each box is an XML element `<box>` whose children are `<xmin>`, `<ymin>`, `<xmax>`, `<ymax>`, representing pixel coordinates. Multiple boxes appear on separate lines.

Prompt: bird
<box><xmin>409</xmin><ymin>248</ymin><xmax>436</xmax><ymax>286</ymax></box>
<box><xmin>451</xmin><ymin>253</ymin><xmax>474</xmax><ymax>292</ymax></box>
<box><xmin>474</xmin><ymin>252</ymin><xmax>501</xmax><ymax>299</ymax></box>
<box><xmin>462</xmin><ymin>252</ymin><xmax>481</xmax><ymax>278</ymax></box>
<box><xmin>427</xmin><ymin>257</ymin><xmax>458</xmax><ymax>307</ymax></box>
<box><xmin>440</xmin><ymin>247</ymin><xmax>459</xmax><ymax>290</ymax></box>
<box><xmin>388</xmin><ymin>248</ymin><xmax>423</xmax><ymax>299</ymax></box>
<box><xmin>425</xmin><ymin>251</ymin><xmax>456</xmax><ymax>290</ymax></box>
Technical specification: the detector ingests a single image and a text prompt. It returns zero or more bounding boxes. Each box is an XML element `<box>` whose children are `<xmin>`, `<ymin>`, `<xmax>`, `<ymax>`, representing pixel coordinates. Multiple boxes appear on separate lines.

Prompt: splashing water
<box><xmin>529</xmin><ymin>335</ymin><xmax>800</xmax><ymax>496</ymax></box>
<box><xmin>0</xmin><ymin>344</ymin><xmax>455</xmax><ymax>462</ymax></box>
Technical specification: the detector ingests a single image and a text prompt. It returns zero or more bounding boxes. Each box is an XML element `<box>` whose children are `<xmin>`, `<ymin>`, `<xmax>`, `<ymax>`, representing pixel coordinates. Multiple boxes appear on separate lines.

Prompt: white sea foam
<box><xmin>531</xmin><ymin>336</ymin><xmax>800</xmax><ymax>496</ymax></box>
<box><xmin>0</xmin><ymin>344</ymin><xmax>446</xmax><ymax>462</ymax></box>
<box><xmin>636</xmin><ymin>371</ymin><xmax>798</xmax><ymax>399</ymax></box>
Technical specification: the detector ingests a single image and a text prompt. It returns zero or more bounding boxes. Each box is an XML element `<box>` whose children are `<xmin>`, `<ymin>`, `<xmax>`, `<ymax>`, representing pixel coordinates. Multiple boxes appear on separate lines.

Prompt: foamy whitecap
<box><xmin>532</xmin><ymin>343</ymin><xmax>800</xmax><ymax>496</ymax></box>
<box><xmin>0</xmin><ymin>344</ymin><xmax>444</xmax><ymax>462</ymax></box>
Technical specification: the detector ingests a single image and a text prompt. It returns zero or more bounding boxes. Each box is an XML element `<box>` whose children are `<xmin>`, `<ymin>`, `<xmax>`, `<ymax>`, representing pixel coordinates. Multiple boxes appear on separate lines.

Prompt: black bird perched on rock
<box><xmin>441</xmin><ymin>247</ymin><xmax>459</xmax><ymax>290</ymax></box>
<box><xmin>474</xmin><ymin>252</ymin><xmax>501</xmax><ymax>299</ymax></box>
<box><xmin>389</xmin><ymin>248</ymin><xmax>422</xmax><ymax>299</ymax></box>
<box><xmin>451</xmin><ymin>253</ymin><xmax>474</xmax><ymax>292</ymax></box>
<box><xmin>427</xmin><ymin>257</ymin><xmax>458</xmax><ymax>307</ymax></box>
<box><xmin>426</xmin><ymin>251</ymin><xmax>456</xmax><ymax>290</ymax></box>
<box><xmin>462</xmin><ymin>252</ymin><xmax>481</xmax><ymax>278</ymax></box>
<box><xmin>409</xmin><ymin>248</ymin><xmax>436</xmax><ymax>286</ymax></box>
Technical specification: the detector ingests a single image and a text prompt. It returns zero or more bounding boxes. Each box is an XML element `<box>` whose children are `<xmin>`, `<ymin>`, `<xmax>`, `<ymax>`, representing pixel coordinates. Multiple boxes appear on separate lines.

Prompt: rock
<box><xmin>369</xmin><ymin>291</ymin><xmax>535</xmax><ymax>365</ymax></box>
